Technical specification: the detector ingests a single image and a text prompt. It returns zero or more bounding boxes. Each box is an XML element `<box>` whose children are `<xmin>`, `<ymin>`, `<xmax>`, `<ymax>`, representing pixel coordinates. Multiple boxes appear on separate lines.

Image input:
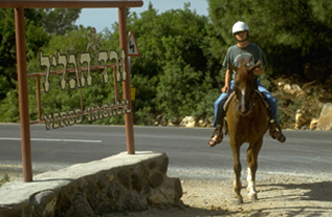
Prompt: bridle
<box><xmin>230</xmin><ymin>60</ymin><xmax>261</xmax><ymax>115</ymax></box>
<box><xmin>233</xmin><ymin>78</ymin><xmax>257</xmax><ymax>115</ymax></box>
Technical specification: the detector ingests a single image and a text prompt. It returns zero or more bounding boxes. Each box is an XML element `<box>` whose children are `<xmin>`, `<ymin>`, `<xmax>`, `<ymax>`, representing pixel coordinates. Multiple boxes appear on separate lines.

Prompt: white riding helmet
<box><xmin>232</xmin><ymin>21</ymin><xmax>249</xmax><ymax>36</ymax></box>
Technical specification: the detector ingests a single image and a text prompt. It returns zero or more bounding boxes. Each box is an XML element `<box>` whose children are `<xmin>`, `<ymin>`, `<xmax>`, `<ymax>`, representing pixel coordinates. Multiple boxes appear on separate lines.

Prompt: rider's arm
<box><xmin>253</xmin><ymin>67</ymin><xmax>264</xmax><ymax>76</ymax></box>
<box><xmin>222</xmin><ymin>68</ymin><xmax>233</xmax><ymax>93</ymax></box>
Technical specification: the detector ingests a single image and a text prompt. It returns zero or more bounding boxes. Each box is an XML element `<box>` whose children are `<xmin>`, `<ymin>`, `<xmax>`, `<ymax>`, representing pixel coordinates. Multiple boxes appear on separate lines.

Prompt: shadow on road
<box><xmin>104</xmin><ymin>206</ymin><xmax>235</xmax><ymax>217</ymax></box>
<box><xmin>260</xmin><ymin>180</ymin><xmax>332</xmax><ymax>202</ymax></box>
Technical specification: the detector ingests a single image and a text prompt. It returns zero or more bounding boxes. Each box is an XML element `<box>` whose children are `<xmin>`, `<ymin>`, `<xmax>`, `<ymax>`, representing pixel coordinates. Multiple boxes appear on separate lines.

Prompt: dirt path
<box><xmin>106</xmin><ymin>172</ymin><xmax>332</xmax><ymax>217</ymax></box>
<box><xmin>2</xmin><ymin>169</ymin><xmax>332</xmax><ymax>216</ymax></box>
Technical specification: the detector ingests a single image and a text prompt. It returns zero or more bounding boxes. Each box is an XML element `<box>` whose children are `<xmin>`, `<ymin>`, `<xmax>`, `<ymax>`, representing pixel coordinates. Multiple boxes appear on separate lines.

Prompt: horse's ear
<box><xmin>247</xmin><ymin>61</ymin><xmax>261</xmax><ymax>72</ymax></box>
<box><xmin>229</xmin><ymin>63</ymin><xmax>238</xmax><ymax>72</ymax></box>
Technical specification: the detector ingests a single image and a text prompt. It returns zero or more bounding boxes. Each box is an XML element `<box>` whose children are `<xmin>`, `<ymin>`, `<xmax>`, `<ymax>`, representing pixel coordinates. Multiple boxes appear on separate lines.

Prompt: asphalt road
<box><xmin>0</xmin><ymin>123</ymin><xmax>331</xmax><ymax>179</ymax></box>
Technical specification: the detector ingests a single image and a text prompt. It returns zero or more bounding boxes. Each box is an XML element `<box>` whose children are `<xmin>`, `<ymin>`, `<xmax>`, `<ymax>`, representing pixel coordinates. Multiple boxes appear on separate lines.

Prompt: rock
<box><xmin>148</xmin><ymin>171</ymin><xmax>164</xmax><ymax>188</ymax></box>
<box><xmin>153</xmin><ymin>121</ymin><xmax>159</xmax><ymax>126</ymax></box>
<box><xmin>316</xmin><ymin>103</ymin><xmax>332</xmax><ymax>130</ymax></box>
<box><xmin>277</xmin><ymin>81</ymin><xmax>286</xmax><ymax>91</ymax></box>
<box><xmin>131</xmin><ymin>171</ymin><xmax>143</xmax><ymax>193</ymax></box>
<box><xmin>317</xmin><ymin>89</ymin><xmax>332</xmax><ymax>104</ymax></box>
<box><xmin>200</xmin><ymin>119</ymin><xmax>212</xmax><ymax>128</ymax></box>
<box><xmin>167</xmin><ymin>122</ymin><xmax>176</xmax><ymax>127</ymax></box>
<box><xmin>198</xmin><ymin>119</ymin><xmax>205</xmax><ymax>127</ymax></box>
<box><xmin>282</xmin><ymin>84</ymin><xmax>305</xmax><ymax>99</ymax></box>
<box><xmin>0</xmin><ymin>206</ymin><xmax>21</xmax><ymax>217</ymax></box>
<box><xmin>197</xmin><ymin>119</ymin><xmax>211</xmax><ymax>127</ymax></box>
<box><xmin>325</xmin><ymin>74</ymin><xmax>332</xmax><ymax>85</ymax></box>
<box><xmin>310</xmin><ymin>118</ymin><xmax>318</xmax><ymax>130</ymax></box>
<box><xmin>304</xmin><ymin>63</ymin><xmax>331</xmax><ymax>82</ymax></box>
<box><xmin>294</xmin><ymin>109</ymin><xmax>311</xmax><ymax>129</ymax></box>
<box><xmin>167</xmin><ymin>117</ymin><xmax>179</xmax><ymax>127</ymax></box>
<box><xmin>159</xmin><ymin>116</ymin><xmax>168</xmax><ymax>126</ymax></box>
<box><xmin>122</xmin><ymin>192</ymin><xmax>147</xmax><ymax>211</ymax></box>
<box><xmin>153</xmin><ymin>115</ymin><xmax>163</xmax><ymax>126</ymax></box>
<box><xmin>30</xmin><ymin>190</ymin><xmax>57</xmax><ymax>217</ymax></box>
<box><xmin>148</xmin><ymin>189</ymin><xmax>169</xmax><ymax>205</ymax></box>
<box><xmin>117</xmin><ymin>169</ymin><xmax>131</xmax><ymax>190</ymax></box>
<box><xmin>0</xmin><ymin>152</ymin><xmax>183</xmax><ymax>217</ymax></box>
<box><xmin>158</xmin><ymin>157</ymin><xmax>169</xmax><ymax>174</ymax></box>
<box><xmin>179</xmin><ymin>116</ymin><xmax>195</xmax><ymax>128</ymax></box>
<box><xmin>147</xmin><ymin>178</ymin><xmax>182</xmax><ymax>205</ymax></box>
<box><xmin>70</xmin><ymin>194</ymin><xmax>94</xmax><ymax>217</ymax></box>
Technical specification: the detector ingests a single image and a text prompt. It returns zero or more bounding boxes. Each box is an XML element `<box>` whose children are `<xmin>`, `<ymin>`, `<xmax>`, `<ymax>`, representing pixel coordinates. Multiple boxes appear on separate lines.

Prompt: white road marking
<box><xmin>0</xmin><ymin>164</ymin><xmax>22</xmax><ymax>168</ymax></box>
<box><xmin>0</xmin><ymin>137</ymin><xmax>101</xmax><ymax>143</ymax></box>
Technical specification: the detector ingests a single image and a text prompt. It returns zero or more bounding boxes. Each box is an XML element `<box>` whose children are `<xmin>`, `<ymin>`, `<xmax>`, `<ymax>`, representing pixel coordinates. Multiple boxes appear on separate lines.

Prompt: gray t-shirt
<box><xmin>222</xmin><ymin>43</ymin><xmax>267</xmax><ymax>79</ymax></box>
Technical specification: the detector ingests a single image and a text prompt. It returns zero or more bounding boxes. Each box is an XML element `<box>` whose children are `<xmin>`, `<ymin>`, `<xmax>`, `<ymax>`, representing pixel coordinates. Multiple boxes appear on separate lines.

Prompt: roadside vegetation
<box><xmin>0</xmin><ymin>173</ymin><xmax>10</xmax><ymax>188</ymax></box>
<box><xmin>0</xmin><ymin>1</ymin><xmax>331</xmax><ymax>128</ymax></box>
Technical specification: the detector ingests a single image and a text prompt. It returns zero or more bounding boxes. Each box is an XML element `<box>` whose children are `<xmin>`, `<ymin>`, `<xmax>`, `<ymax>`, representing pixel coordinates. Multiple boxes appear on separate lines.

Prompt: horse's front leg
<box><xmin>230</xmin><ymin>140</ymin><xmax>243</xmax><ymax>204</ymax></box>
<box><xmin>246</xmin><ymin>137</ymin><xmax>263</xmax><ymax>201</ymax></box>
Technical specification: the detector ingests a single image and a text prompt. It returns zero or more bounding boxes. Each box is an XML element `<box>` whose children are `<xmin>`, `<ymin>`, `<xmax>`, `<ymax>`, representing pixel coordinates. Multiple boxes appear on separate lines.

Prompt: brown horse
<box><xmin>226</xmin><ymin>60</ymin><xmax>269</xmax><ymax>204</ymax></box>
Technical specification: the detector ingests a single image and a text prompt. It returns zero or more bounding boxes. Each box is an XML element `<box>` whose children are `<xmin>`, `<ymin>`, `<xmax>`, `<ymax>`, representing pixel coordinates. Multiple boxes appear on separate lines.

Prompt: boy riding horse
<box><xmin>208</xmin><ymin>21</ymin><xmax>286</xmax><ymax>147</ymax></box>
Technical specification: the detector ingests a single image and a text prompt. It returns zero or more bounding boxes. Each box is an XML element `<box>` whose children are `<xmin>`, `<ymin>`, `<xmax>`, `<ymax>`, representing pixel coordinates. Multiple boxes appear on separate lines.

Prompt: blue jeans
<box><xmin>212</xmin><ymin>80</ymin><xmax>279</xmax><ymax>127</ymax></box>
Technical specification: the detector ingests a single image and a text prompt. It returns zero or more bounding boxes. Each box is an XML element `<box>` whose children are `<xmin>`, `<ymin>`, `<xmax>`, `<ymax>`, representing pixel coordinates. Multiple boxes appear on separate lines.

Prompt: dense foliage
<box><xmin>127</xmin><ymin>3</ymin><xmax>216</xmax><ymax>124</ymax></box>
<box><xmin>208</xmin><ymin>0</ymin><xmax>332</xmax><ymax>81</ymax></box>
<box><xmin>0</xmin><ymin>1</ymin><xmax>331</xmax><ymax>127</ymax></box>
<box><xmin>0</xmin><ymin>9</ymin><xmax>49</xmax><ymax>100</ymax></box>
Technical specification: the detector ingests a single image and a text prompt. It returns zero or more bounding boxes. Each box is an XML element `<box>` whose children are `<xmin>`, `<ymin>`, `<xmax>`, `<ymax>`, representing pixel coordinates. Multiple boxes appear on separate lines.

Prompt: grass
<box><xmin>0</xmin><ymin>173</ymin><xmax>10</xmax><ymax>188</ymax></box>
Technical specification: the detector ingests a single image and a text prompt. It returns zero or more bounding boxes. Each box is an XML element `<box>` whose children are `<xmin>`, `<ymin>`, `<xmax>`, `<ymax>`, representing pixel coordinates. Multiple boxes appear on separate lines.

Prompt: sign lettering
<box><xmin>43</xmin><ymin>100</ymin><xmax>131</xmax><ymax>130</ymax></box>
<box><xmin>39</xmin><ymin>48</ymin><xmax>131</xmax><ymax>130</ymax></box>
<box><xmin>39</xmin><ymin>49</ymin><xmax>127</xmax><ymax>92</ymax></box>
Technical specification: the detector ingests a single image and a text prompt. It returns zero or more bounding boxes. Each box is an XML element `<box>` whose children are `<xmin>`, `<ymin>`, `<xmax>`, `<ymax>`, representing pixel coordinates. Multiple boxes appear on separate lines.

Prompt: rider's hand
<box><xmin>222</xmin><ymin>85</ymin><xmax>229</xmax><ymax>93</ymax></box>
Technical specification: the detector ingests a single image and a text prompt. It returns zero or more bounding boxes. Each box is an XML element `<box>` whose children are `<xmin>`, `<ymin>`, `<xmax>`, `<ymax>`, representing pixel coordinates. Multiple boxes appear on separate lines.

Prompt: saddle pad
<box><xmin>223</xmin><ymin>90</ymin><xmax>270</xmax><ymax>112</ymax></box>
<box><xmin>223</xmin><ymin>92</ymin><xmax>236</xmax><ymax>111</ymax></box>
<box><xmin>255</xmin><ymin>90</ymin><xmax>270</xmax><ymax>109</ymax></box>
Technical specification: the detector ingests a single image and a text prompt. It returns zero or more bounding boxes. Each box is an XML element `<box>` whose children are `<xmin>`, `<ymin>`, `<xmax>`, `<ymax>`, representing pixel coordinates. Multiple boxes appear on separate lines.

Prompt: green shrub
<box><xmin>0</xmin><ymin>173</ymin><xmax>10</xmax><ymax>188</ymax></box>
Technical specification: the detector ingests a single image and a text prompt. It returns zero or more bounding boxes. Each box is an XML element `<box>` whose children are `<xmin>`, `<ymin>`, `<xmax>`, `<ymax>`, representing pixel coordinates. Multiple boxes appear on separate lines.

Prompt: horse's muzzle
<box><xmin>238</xmin><ymin>105</ymin><xmax>249</xmax><ymax>115</ymax></box>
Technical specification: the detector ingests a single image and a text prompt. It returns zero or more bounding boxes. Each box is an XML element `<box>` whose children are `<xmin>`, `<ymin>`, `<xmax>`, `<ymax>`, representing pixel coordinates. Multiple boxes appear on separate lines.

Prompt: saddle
<box><xmin>222</xmin><ymin>90</ymin><xmax>271</xmax><ymax>136</ymax></box>
<box><xmin>223</xmin><ymin>90</ymin><xmax>270</xmax><ymax>112</ymax></box>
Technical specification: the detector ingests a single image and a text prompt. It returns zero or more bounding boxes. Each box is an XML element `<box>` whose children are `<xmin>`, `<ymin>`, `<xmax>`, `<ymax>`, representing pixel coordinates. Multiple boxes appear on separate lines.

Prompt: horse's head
<box><xmin>230</xmin><ymin>61</ymin><xmax>260</xmax><ymax>115</ymax></box>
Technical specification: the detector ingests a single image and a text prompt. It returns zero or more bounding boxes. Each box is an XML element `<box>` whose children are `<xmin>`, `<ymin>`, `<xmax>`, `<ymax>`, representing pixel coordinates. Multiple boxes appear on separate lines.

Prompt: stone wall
<box><xmin>0</xmin><ymin>152</ymin><xmax>182</xmax><ymax>217</ymax></box>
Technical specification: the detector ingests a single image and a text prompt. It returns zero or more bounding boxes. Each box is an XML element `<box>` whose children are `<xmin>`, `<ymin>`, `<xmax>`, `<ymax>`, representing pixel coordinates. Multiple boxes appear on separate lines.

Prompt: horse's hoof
<box><xmin>249</xmin><ymin>194</ymin><xmax>258</xmax><ymax>202</ymax></box>
<box><xmin>232</xmin><ymin>197</ymin><xmax>244</xmax><ymax>206</ymax></box>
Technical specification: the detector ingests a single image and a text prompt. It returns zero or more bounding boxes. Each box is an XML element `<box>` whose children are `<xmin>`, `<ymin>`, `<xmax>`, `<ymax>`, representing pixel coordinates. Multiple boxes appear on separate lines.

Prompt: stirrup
<box><xmin>269</xmin><ymin>120</ymin><xmax>286</xmax><ymax>143</ymax></box>
<box><xmin>269</xmin><ymin>130</ymin><xmax>286</xmax><ymax>143</ymax></box>
<box><xmin>208</xmin><ymin>125</ymin><xmax>223</xmax><ymax>147</ymax></box>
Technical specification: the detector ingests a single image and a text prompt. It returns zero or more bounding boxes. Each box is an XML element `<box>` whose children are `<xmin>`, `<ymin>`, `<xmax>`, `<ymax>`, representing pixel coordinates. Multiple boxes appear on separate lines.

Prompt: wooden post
<box><xmin>14</xmin><ymin>6</ymin><xmax>33</xmax><ymax>182</ymax></box>
<box><xmin>118</xmin><ymin>6</ymin><xmax>135</xmax><ymax>154</ymax></box>
<box><xmin>36</xmin><ymin>76</ymin><xmax>42</xmax><ymax>121</ymax></box>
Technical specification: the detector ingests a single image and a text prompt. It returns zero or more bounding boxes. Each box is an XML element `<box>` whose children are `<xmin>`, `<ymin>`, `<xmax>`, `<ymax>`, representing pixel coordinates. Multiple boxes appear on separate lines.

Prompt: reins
<box><xmin>229</xmin><ymin>60</ymin><xmax>262</xmax><ymax>115</ymax></box>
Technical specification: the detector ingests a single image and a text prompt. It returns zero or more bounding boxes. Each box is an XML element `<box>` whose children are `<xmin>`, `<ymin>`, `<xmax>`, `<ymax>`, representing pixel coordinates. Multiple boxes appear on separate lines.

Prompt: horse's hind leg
<box><xmin>231</xmin><ymin>143</ymin><xmax>243</xmax><ymax>204</ymax></box>
<box><xmin>246</xmin><ymin>137</ymin><xmax>263</xmax><ymax>201</ymax></box>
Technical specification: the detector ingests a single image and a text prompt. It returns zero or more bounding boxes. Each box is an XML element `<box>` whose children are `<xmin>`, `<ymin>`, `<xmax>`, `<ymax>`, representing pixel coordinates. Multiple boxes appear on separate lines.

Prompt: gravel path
<box><xmin>103</xmin><ymin>172</ymin><xmax>332</xmax><ymax>216</ymax></box>
<box><xmin>2</xmin><ymin>168</ymin><xmax>332</xmax><ymax>217</ymax></box>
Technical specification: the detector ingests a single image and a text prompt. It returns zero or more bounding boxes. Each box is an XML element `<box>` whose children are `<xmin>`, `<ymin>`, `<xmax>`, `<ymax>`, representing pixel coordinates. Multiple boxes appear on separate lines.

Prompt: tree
<box><xmin>37</xmin><ymin>8</ymin><xmax>81</xmax><ymax>35</ymax></box>
<box><xmin>207</xmin><ymin>0</ymin><xmax>332</xmax><ymax>82</ymax></box>
<box><xmin>125</xmin><ymin>3</ymin><xmax>215</xmax><ymax>123</ymax></box>
<box><xmin>0</xmin><ymin>9</ymin><xmax>50</xmax><ymax>100</ymax></box>
<box><xmin>0</xmin><ymin>9</ymin><xmax>16</xmax><ymax>100</ymax></box>
<box><xmin>0</xmin><ymin>8</ymin><xmax>81</xmax><ymax>122</ymax></box>
<box><xmin>0</xmin><ymin>8</ymin><xmax>81</xmax><ymax>101</ymax></box>
<box><xmin>207</xmin><ymin>0</ymin><xmax>332</xmax><ymax>128</ymax></box>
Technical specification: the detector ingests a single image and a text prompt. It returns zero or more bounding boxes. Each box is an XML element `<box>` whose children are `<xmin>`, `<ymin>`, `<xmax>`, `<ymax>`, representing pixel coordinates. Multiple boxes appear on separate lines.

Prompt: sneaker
<box><xmin>269</xmin><ymin>130</ymin><xmax>286</xmax><ymax>143</ymax></box>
